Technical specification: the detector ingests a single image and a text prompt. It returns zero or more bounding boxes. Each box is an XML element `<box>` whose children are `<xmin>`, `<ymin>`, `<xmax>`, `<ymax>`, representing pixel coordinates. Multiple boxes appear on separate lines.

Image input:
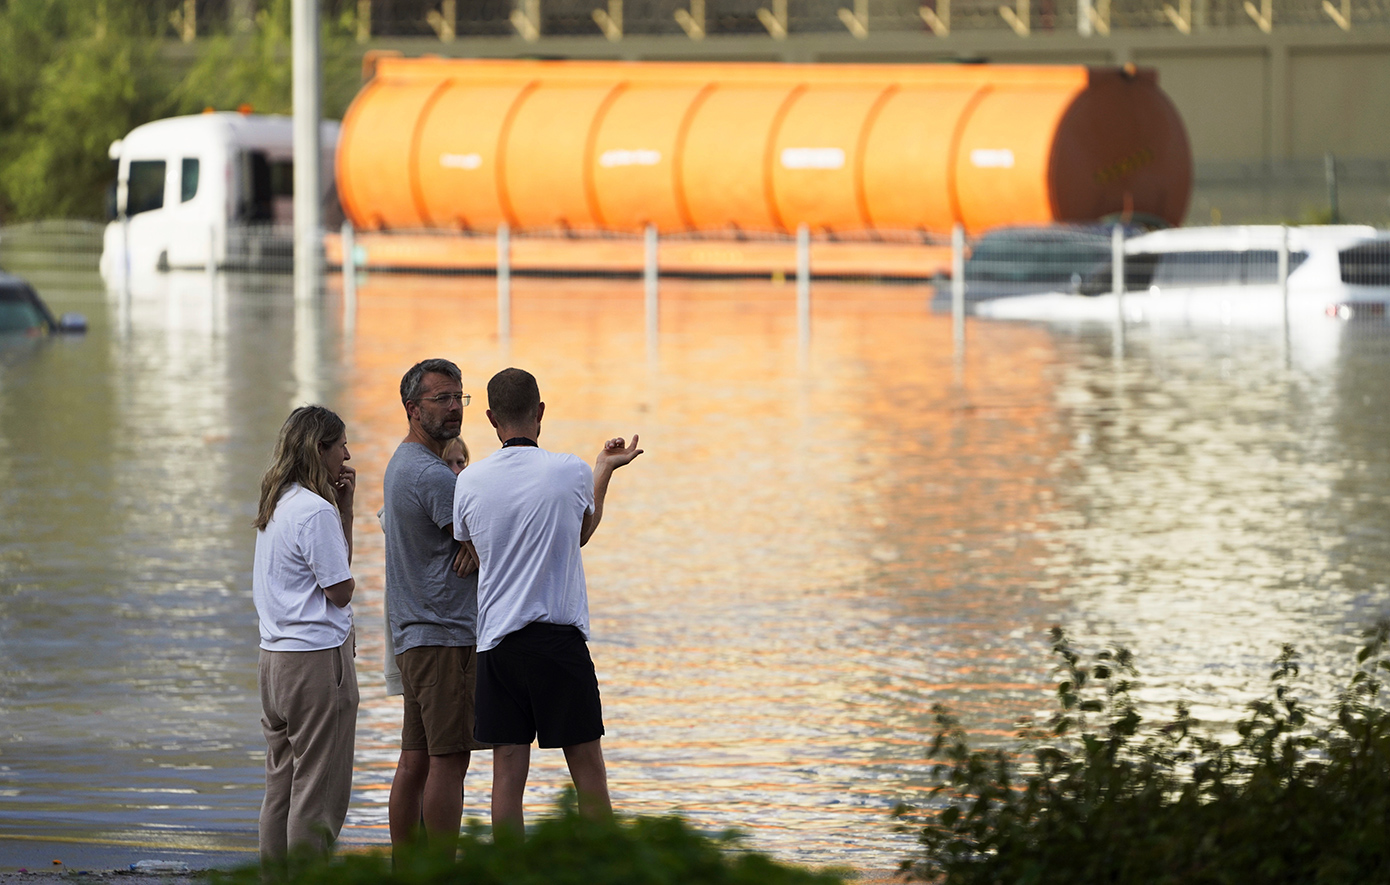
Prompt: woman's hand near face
<box><xmin>335</xmin><ymin>464</ymin><xmax>356</xmax><ymax>513</ymax></box>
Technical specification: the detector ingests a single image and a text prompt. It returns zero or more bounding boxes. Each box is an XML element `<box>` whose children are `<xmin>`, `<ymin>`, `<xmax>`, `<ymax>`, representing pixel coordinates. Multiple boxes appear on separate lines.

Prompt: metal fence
<box><xmin>226</xmin><ymin>224</ymin><xmax>296</xmax><ymax>272</ymax></box>
<box><xmin>7</xmin><ymin>218</ymin><xmax>1387</xmax><ymax>369</ymax></box>
<box><xmin>10</xmin><ymin>217</ymin><xmax>1390</xmax><ymax>304</ymax></box>
<box><xmin>1193</xmin><ymin>158</ymin><xmax>1390</xmax><ymax>229</ymax></box>
<box><xmin>0</xmin><ymin>221</ymin><xmax>105</xmax><ymax>298</ymax></box>
<box><xmin>148</xmin><ymin>0</ymin><xmax>1390</xmax><ymax>42</ymax></box>
<box><xmin>332</xmin><ymin>223</ymin><xmax>950</xmax><ymax>281</ymax></box>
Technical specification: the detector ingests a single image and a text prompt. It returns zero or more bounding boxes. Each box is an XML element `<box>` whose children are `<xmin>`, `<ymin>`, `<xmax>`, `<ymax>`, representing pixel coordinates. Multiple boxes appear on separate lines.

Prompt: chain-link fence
<box><xmin>1193</xmin><ymin>159</ymin><xmax>1390</xmax><ymax>229</ymax></box>
<box><xmin>148</xmin><ymin>0</ymin><xmax>1390</xmax><ymax>41</ymax></box>
<box><xmin>0</xmin><ymin>221</ymin><xmax>105</xmax><ymax>298</ymax></box>
<box><xmin>9</xmin><ymin>218</ymin><xmax>1390</xmax><ymax>326</ymax></box>
<box><xmin>331</xmin><ymin>224</ymin><xmax>952</xmax><ymax>284</ymax></box>
<box><xmin>226</xmin><ymin>223</ymin><xmax>296</xmax><ymax>272</ymax></box>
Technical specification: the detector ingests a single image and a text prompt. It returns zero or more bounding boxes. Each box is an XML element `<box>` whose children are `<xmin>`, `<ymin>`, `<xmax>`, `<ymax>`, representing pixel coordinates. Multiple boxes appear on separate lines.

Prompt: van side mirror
<box><xmin>56</xmin><ymin>312</ymin><xmax>88</xmax><ymax>333</ymax></box>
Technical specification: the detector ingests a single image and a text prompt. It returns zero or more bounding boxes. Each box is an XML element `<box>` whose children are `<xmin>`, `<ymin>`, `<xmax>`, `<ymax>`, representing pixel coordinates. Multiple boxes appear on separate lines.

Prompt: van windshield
<box><xmin>127</xmin><ymin>160</ymin><xmax>165</xmax><ymax>216</ymax></box>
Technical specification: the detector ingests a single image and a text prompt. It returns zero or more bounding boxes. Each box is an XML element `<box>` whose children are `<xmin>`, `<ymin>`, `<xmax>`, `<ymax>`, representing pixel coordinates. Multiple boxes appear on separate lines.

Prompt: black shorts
<box><xmin>475</xmin><ymin>622</ymin><xmax>605</xmax><ymax>749</ymax></box>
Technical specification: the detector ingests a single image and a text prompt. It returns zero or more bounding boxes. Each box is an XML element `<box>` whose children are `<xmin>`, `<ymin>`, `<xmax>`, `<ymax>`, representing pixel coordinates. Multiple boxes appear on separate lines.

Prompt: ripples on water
<box><xmin>1</xmin><ymin>270</ymin><xmax>1389</xmax><ymax>871</ymax></box>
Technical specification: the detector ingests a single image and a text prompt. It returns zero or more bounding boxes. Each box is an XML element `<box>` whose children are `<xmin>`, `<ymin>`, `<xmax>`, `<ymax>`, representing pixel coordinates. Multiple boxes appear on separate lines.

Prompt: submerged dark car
<box><xmin>932</xmin><ymin>225</ymin><xmax>1115</xmax><ymax>308</ymax></box>
<box><xmin>0</xmin><ymin>272</ymin><xmax>87</xmax><ymax>336</ymax></box>
<box><xmin>932</xmin><ymin>221</ymin><xmax>1169</xmax><ymax>309</ymax></box>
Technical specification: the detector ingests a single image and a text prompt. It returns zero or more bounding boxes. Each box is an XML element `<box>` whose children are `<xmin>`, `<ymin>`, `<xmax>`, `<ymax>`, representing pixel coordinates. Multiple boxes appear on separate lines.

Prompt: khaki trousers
<box><xmin>258</xmin><ymin>632</ymin><xmax>358</xmax><ymax>861</ymax></box>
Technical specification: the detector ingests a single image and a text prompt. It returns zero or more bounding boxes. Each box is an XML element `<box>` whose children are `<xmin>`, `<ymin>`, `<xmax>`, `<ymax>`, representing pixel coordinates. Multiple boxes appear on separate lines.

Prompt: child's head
<box><xmin>442</xmin><ymin>437</ymin><xmax>469</xmax><ymax>475</ymax></box>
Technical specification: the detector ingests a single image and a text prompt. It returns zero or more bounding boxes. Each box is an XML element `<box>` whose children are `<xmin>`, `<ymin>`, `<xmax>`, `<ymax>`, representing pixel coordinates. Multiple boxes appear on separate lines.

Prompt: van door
<box><xmin>232</xmin><ymin>150</ymin><xmax>295</xmax><ymax>269</ymax></box>
<box><xmin>122</xmin><ymin>158</ymin><xmax>173</xmax><ymax>273</ymax></box>
<box><xmin>162</xmin><ymin>156</ymin><xmax>211</xmax><ymax>269</ymax></box>
<box><xmin>235</xmin><ymin>150</ymin><xmax>295</xmax><ymax>224</ymax></box>
<box><xmin>122</xmin><ymin>154</ymin><xmax>215</xmax><ymax>272</ymax></box>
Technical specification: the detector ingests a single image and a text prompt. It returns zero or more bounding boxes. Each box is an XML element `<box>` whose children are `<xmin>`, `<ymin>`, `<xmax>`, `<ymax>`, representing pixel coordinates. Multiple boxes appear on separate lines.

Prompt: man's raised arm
<box><xmin>580</xmin><ymin>435</ymin><xmax>643</xmax><ymax>547</ymax></box>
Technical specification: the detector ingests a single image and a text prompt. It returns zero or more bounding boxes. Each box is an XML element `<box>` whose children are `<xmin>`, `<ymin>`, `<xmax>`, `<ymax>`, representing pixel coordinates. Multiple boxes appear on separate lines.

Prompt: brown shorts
<box><xmin>397</xmin><ymin>645</ymin><xmax>490</xmax><ymax>755</ymax></box>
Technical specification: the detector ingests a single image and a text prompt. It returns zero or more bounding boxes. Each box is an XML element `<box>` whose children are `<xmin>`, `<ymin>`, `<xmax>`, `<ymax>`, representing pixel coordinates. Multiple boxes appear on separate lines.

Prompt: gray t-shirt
<box><xmin>383</xmin><ymin>441</ymin><xmax>478</xmax><ymax>653</ymax></box>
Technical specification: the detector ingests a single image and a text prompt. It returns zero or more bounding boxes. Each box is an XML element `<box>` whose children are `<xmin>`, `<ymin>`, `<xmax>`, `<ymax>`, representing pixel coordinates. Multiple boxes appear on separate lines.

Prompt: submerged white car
<box><xmin>975</xmin><ymin>225</ymin><xmax>1390</xmax><ymax>325</ymax></box>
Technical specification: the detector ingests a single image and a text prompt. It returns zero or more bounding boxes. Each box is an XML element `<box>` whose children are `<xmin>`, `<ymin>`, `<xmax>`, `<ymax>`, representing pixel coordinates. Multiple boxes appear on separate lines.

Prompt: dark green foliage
<box><xmin>898</xmin><ymin>622</ymin><xmax>1390</xmax><ymax>885</ymax></box>
<box><xmin>0</xmin><ymin>0</ymin><xmax>169</xmax><ymax>221</ymax></box>
<box><xmin>171</xmin><ymin>0</ymin><xmax>362</xmax><ymax>121</ymax></box>
<box><xmin>0</xmin><ymin>0</ymin><xmax>361</xmax><ymax>222</ymax></box>
<box><xmin>219</xmin><ymin>796</ymin><xmax>847</xmax><ymax>885</ymax></box>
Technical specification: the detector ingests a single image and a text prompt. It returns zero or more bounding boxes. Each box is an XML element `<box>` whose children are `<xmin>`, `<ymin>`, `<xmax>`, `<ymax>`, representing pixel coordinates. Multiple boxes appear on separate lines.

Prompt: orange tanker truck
<box><xmin>333</xmin><ymin>57</ymin><xmax>1191</xmax><ymax>277</ymax></box>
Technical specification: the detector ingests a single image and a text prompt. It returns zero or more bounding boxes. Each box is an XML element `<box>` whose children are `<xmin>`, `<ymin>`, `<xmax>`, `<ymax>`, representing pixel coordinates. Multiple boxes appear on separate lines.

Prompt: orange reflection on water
<box><xmin>332</xmin><ymin>273</ymin><xmax>1067</xmax><ymax>870</ymax></box>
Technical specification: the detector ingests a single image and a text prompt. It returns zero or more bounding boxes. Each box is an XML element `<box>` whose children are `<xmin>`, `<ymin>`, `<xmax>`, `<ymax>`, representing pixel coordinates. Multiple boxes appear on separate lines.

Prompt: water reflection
<box><xmin>1</xmin><ymin>270</ymin><xmax>1388</xmax><ymax>871</ymax></box>
<box><xmin>1033</xmin><ymin>323</ymin><xmax>1390</xmax><ymax>724</ymax></box>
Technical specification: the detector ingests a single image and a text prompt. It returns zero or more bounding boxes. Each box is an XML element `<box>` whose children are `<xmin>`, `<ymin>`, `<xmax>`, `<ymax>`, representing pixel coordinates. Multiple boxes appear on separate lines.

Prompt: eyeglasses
<box><xmin>417</xmin><ymin>392</ymin><xmax>470</xmax><ymax>406</ymax></box>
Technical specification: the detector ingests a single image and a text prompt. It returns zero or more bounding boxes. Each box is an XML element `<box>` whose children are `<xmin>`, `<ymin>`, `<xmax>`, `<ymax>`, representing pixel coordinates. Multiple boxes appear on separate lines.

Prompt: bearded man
<box><xmin>382</xmin><ymin>358</ymin><xmax>489</xmax><ymax>856</ymax></box>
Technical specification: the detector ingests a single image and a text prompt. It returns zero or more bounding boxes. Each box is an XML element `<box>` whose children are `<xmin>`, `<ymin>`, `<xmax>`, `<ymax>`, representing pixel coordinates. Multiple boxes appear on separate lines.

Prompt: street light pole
<box><xmin>293</xmin><ymin>0</ymin><xmax>322</xmax><ymax>302</ymax></box>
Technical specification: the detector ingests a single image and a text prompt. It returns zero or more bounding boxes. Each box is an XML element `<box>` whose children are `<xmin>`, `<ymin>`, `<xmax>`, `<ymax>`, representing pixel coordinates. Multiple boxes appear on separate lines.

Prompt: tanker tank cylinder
<box><xmin>336</xmin><ymin>59</ymin><xmax>1192</xmax><ymax>237</ymax></box>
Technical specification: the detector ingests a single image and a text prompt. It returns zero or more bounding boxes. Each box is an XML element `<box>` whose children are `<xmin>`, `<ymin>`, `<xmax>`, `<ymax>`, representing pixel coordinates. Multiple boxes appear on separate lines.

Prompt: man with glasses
<box><xmin>382</xmin><ymin>358</ymin><xmax>487</xmax><ymax>856</ymax></box>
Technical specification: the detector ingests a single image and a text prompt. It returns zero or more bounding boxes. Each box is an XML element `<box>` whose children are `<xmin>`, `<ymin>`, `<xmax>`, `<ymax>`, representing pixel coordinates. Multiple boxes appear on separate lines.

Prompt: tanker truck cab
<box><xmin>100</xmin><ymin>112</ymin><xmax>339</xmax><ymax>285</ymax></box>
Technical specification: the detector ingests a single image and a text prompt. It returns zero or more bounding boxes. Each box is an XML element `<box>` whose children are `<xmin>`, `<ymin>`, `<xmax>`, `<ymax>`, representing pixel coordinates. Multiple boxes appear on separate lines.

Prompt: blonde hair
<box><xmin>442</xmin><ymin>436</ymin><xmax>470</xmax><ymax>469</ymax></box>
<box><xmin>254</xmin><ymin>405</ymin><xmax>346</xmax><ymax>530</ymax></box>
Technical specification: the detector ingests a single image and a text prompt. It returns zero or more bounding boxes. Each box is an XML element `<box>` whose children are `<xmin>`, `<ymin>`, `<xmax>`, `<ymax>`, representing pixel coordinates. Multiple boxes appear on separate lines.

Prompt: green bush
<box><xmin>897</xmin><ymin>622</ymin><xmax>1390</xmax><ymax>885</ymax></box>
<box><xmin>221</xmin><ymin>797</ymin><xmax>847</xmax><ymax>885</ymax></box>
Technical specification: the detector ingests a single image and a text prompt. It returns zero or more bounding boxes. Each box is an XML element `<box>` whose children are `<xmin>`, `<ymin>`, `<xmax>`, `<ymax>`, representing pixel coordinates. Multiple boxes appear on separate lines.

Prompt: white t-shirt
<box><xmin>253</xmin><ymin>483</ymin><xmax>354</xmax><ymax>651</ymax></box>
<box><xmin>453</xmin><ymin>446</ymin><xmax>594</xmax><ymax>652</ymax></box>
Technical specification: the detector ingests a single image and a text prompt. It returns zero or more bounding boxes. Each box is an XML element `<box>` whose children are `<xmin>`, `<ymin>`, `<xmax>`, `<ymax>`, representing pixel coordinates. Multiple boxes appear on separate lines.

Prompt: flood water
<box><xmin>3</xmin><ymin>265</ymin><xmax>1390</xmax><ymax>873</ymax></box>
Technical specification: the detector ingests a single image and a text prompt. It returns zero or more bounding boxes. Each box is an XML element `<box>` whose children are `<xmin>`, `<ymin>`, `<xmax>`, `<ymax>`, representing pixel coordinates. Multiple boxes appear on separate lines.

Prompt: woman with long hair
<box><xmin>252</xmin><ymin>405</ymin><xmax>359</xmax><ymax>862</ymax></box>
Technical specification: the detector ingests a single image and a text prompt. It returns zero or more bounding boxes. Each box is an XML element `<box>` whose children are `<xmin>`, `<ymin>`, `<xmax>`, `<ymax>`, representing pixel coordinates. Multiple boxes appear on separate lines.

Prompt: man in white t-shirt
<box><xmin>452</xmin><ymin>367</ymin><xmax>642</xmax><ymax>834</ymax></box>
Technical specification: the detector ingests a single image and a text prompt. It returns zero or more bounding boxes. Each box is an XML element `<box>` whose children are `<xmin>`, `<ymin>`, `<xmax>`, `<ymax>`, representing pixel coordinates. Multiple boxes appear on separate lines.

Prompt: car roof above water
<box><xmin>975</xmin><ymin>224</ymin><xmax>1115</xmax><ymax>243</ymax></box>
<box><xmin>1126</xmin><ymin>224</ymin><xmax>1389</xmax><ymax>256</ymax></box>
<box><xmin>0</xmin><ymin>271</ymin><xmax>37</xmax><ymax>294</ymax></box>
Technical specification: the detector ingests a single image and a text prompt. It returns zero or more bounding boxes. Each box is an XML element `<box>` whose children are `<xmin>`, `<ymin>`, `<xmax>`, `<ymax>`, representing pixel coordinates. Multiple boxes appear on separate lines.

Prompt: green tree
<box><xmin>0</xmin><ymin>0</ymin><xmax>172</xmax><ymax>221</ymax></box>
<box><xmin>0</xmin><ymin>0</ymin><xmax>362</xmax><ymax>222</ymax></box>
<box><xmin>173</xmin><ymin>0</ymin><xmax>362</xmax><ymax>120</ymax></box>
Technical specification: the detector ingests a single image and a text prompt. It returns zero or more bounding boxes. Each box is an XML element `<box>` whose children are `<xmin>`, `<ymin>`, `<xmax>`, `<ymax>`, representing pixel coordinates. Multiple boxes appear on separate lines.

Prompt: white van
<box><xmin>99</xmin><ymin>112</ymin><xmax>339</xmax><ymax>285</ymax></box>
<box><xmin>975</xmin><ymin>225</ymin><xmax>1390</xmax><ymax>325</ymax></box>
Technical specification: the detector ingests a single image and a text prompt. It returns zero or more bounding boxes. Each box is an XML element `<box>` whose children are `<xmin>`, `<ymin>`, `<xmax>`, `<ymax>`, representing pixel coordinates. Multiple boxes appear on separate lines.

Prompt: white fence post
<box><xmin>796</xmin><ymin>223</ymin><xmax>811</xmax><ymax>358</ymax></box>
<box><xmin>1279</xmin><ymin>225</ymin><xmax>1291</xmax><ymax>359</ymax></box>
<box><xmin>1112</xmin><ymin>224</ymin><xmax>1126</xmax><ymax>358</ymax></box>
<box><xmin>341</xmin><ymin>220</ymin><xmax>357</xmax><ymax>334</ymax></box>
<box><xmin>497</xmin><ymin>222</ymin><xmax>511</xmax><ymax>340</ymax></box>
<box><xmin>644</xmin><ymin>224</ymin><xmax>659</xmax><ymax>351</ymax></box>
<box><xmin>951</xmin><ymin>223</ymin><xmax>965</xmax><ymax>359</ymax></box>
<box><xmin>121</xmin><ymin>216</ymin><xmax>132</xmax><ymax>299</ymax></box>
<box><xmin>119</xmin><ymin>216</ymin><xmax>133</xmax><ymax>336</ymax></box>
